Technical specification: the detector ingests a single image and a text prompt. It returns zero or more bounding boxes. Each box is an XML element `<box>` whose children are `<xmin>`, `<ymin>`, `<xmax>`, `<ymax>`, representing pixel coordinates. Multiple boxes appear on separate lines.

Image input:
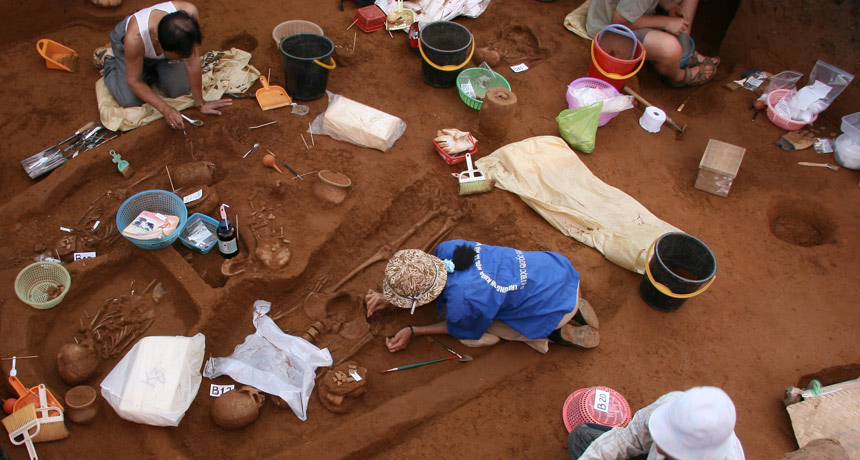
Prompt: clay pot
<box><xmin>56</xmin><ymin>342</ymin><xmax>99</xmax><ymax>386</ymax></box>
<box><xmin>312</xmin><ymin>170</ymin><xmax>352</xmax><ymax>204</ymax></box>
<box><xmin>185</xmin><ymin>185</ymin><xmax>220</xmax><ymax>216</ymax></box>
<box><xmin>65</xmin><ymin>385</ymin><xmax>99</xmax><ymax>425</ymax></box>
<box><xmin>172</xmin><ymin>161</ymin><xmax>215</xmax><ymax>189</ymax></box>
<box><xmin>211</xmin><ymin>386</ymin><xmax>265</xmax><ymax>429</ymax></box>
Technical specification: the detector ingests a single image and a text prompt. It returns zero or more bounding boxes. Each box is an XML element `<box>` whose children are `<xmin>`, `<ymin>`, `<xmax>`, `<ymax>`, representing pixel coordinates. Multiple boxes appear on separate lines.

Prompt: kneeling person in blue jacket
<box><xmin>366</xmin><ymin>239</ymin><xmax>600</xmax><ymax>354</ymax></box>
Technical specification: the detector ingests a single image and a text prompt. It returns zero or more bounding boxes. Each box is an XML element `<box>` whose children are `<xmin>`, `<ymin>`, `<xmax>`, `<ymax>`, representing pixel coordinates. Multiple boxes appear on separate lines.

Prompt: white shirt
<box><xmin>577</xmin><ymin>392</ymin><xmax>746</xmax><ymax>460</ymax></box>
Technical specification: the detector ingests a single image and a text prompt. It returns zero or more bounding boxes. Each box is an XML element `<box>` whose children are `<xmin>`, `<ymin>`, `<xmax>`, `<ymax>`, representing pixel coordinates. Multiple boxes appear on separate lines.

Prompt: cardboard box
<box><xmin>695</xmin><ymin>139</ymin><xmax>746</xmax><ymax>197</ymax></box>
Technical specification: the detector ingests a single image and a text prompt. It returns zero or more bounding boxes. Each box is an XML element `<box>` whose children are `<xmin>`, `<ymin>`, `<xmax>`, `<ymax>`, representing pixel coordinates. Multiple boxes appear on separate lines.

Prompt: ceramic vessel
<box><xmin>56</xmin><ymin>342</ymin><xmax>99</xmax><ymax>385</ymax></box>
<box><xmin>312</xmin><ymin>170</ymin><xmax>352</xmax><ymax>204</ymax></box>
<box><xmin>211</xmin><ymin>386</ymin><xmax>265</xmax><ymax>429</ymax></box>
<box><xmin>65</xmin><ymin>385</ymin><xmax>99</xmax><ymax>424</ymax></box>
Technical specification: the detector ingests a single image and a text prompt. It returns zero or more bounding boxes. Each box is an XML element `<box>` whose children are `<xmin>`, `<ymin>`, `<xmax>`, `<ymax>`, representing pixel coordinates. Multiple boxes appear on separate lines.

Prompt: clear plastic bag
<box><xmin>308</xmin><ymin>91</ymin><xmax>406</xmax><ymax>152</ymax></box>
<box><xmin>808</xmin><ymin>60</ymin><xmax>855</xmax><ymax>109</ymax></box>
<box><xmin>202</xmin><ymin>301</ymin><xmax>333</xmax><ymax>421</ymax></box>
<box><xmin>100</xmin><ymin>334</ymin><xmax>205</xmax><ymax>427</ymax></box>
<box><xmin>556</xmin><ymin>102</ymin><xmax>602</xmax><ymax>154</ymax></box>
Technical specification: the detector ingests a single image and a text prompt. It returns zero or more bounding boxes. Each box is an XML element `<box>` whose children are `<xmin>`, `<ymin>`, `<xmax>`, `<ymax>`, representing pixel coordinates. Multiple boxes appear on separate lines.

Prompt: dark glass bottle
<box><xmin>217</xmin><ymin>204</ymin><xmax>238</xmax><ymax>259</ymax></box>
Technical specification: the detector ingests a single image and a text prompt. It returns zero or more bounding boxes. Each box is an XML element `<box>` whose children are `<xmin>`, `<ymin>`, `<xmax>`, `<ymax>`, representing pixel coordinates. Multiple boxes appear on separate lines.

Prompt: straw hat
<box><xmin>382</xmin><ymin>249</ymin><xmax>448</xmax><ymax>314</ymax></box>
<box><xmin>648</xmin><ymin>387</ymin><xmax>737</xmax><ymax>460</ymax></box>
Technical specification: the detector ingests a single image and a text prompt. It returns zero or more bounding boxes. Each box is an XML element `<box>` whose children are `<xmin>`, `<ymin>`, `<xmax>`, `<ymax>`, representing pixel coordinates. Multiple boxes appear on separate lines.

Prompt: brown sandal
<box><xmin>664</xmin><ymin>63</ymin><xmax>717</xmax><ymax>88</ymax></box>
<box><xmin>686</xmin><ymin>52</ymin><xmax>721</xmax><ymax>69</ymax></box>
<box><xmin>549</xmin><ymin>324</ymin><xmax>600</xmax><ymax>349</ymax></box>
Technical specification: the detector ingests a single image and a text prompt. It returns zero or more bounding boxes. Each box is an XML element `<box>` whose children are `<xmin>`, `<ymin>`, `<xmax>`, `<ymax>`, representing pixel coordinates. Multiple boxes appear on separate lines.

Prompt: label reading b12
<box><xmin>210</xmin><ymin>384</ymin><xmax>235</xmax><ymax>397</ymax></box>
<box><xmin>593</xmin><ymin>389</ymin><xmax>611</xmax><ymax>413</ymax></box>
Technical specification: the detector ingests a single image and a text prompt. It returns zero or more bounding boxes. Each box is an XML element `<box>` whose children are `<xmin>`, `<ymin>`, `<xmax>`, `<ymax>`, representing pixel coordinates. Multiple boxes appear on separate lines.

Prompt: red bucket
<box><xmin>562</xmin><ymin>386</ymin><xmax>632</xmax><ymax>432</ymax></box>
<box><xmin>587</xmin><ymin>25</ymin><xmax>646</xmax><ymax>91</ymax></box>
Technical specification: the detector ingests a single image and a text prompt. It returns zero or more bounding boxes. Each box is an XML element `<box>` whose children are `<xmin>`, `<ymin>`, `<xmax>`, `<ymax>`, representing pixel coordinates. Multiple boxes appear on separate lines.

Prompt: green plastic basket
<box><xmin>15</xmin><ymin>262</ymin><xmax>71</xmax><ymax>309</ymax></box>
<box><xmin>456</xmin><ymin>68</ymin><xmax>511</xmax><ymax>110</ymax></box>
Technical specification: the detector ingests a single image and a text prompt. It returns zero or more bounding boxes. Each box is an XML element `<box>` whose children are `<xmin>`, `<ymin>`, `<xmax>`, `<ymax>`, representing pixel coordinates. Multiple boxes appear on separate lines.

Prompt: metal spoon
<box><xmin>242</xmin><ymin>143</ymin><xmax>261</xmax><ymax>158</ymax></box>
<box><xmin>181</xmin><ymin>114</ymin><xmax>205</xmax><ymax>127</ymax></box>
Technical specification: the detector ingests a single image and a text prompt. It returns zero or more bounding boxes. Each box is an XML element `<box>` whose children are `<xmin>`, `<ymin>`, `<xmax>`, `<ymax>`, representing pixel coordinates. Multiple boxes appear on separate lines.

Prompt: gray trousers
<box><xmin>102</xmin><ymin>17</ymin><xmax>190</xmax><ymax>107</ymax></box>
<box><xmin>568</xmin><ymin>424</ymin><xmax>648</xmax><ymax>460</ymax></box>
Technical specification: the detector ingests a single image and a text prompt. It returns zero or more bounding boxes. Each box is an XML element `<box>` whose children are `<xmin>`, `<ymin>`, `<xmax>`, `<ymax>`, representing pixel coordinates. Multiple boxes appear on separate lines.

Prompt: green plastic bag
<box><xmin>556</xmin><ymin>102</ymin><xmax>602</xmax><ymax>153</ymax></box>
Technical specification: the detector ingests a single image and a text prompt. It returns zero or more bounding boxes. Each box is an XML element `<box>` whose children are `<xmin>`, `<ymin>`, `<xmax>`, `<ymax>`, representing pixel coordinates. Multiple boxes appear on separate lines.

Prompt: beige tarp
<box><xmin>563</xmin><ymin>0</ymin><xmax>593</xmax><ymax>41</ymax></box>
<box><xmin>96</xmin><ymin>48</ymin><xmax>261</xmax><ymax>132</ymax></box>
<box><xmin>474</xmin><ymin>136</ymin><xmax>680</xmax><ymax>273</ymax></box>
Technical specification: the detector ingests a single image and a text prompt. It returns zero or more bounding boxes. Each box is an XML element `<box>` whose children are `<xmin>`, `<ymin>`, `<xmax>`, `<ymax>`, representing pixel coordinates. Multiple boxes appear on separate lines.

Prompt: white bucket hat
<box><xmin>648</xmin><ymin>386</ymin><xmax>737</xmax><ymax>460</ymax></box>
<box><xmin>382</xmin><ymin>249</ymin><xmax>448</xmax><ymax>314</ymax></box>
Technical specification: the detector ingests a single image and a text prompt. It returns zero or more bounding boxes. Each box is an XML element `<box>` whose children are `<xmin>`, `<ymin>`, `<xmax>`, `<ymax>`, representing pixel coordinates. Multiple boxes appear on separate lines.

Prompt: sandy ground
<box><xmin>1</xmin><ymin>0</ymin><xmax>859</xmax><ymax>459</ymax></box>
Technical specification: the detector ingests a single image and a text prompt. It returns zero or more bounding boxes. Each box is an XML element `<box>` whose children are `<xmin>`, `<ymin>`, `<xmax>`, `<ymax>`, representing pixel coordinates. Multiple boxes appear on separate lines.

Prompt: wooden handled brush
<box><xmin>457</xmin><ymin>153</ymin><xmax>493</xmax><ymax>196</ymax></box>
<box><xmin>2</xmin><ymin>403</ymin><xmax>40</xmax><ymax>460</ymax></box>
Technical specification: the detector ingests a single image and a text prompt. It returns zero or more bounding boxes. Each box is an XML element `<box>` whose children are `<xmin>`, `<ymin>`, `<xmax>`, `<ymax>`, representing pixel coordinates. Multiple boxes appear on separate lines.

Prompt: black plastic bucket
<box><xmin>279</xmin><ymin>33</ymin><xmax>336</xmax><ymax>101</ymax></box>
<box><xmin>419</xmin><ymin>21</ymin><xmax>474</xmax><ymax>88</ymax></box>
<box><xmin>639</xmin><ymin>232</ymin><xmax>717</xmax><ymax>312</ymax></box>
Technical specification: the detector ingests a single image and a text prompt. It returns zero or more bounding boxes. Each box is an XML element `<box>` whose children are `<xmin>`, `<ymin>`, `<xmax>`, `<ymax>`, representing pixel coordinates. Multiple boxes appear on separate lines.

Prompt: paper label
<box><xmin>349</xmin><ymin>370</ymin><xmax>362</xmax><ymax>381</ymax></box>
<box><xmin>510</xmin><ymin>63</ymin><xmax>529</xmax><ymax>73</ymax></box>
<box><xmin>154</xmin><ymin>212</ymin><xmax>167</xmax><ymax>220</ymax></box>
<box><xmin>210</xmin><ymin>384</ymin><xmax>235</xmax><ymax>397</ymax></box>
<box><xmin>460</xmin><ymin>81</ymin><xmax>476</xmax><ymax>99</ymax></box>
<box><xmin>183</xmin><ymin>189</ymin><xmax>203</xmax><ymax>204</ymax></box>
<box><xmin>743</xmin><ymin>76</ymin><xmax>763</xmax><ymax>90</ymax></box>
<box><xmin>92</xmin><ymin>220</ymin><xmax>100</xmax><ymax>230</ymax></box>
<box><xmin>593</xmin><ymin>389</ymin><xmax>611</xmax><ymax>413</ymax></box>
<box><xmin>219</xmin><ymin>238</ymin><xmax>238</xmax><ymax>254</ymax></box>
<box><xmin>60</xmin><ymin>227</ymin><xmax>72</xmax><ymax>233</ymax></box>
<box><xmin>73</xmin><ymin>252</ymin><xmax>96</xmax><ymax>261</ymax></box>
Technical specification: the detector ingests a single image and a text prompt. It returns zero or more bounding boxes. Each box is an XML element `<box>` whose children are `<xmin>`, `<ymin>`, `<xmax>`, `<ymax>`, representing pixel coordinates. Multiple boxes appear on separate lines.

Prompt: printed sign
<box><xmin>183</xmin><ymin>189</ymin><xmax>203</xmax><ymax>204</ymax></box>
<box><xmin>73</xmin><ymin>252</ymin><xmax>97</xmax><ymax>261</ymax></box>
<box><xmin>510</xmin><ymin>63</ymin><xmax>529</xmax><ymax>73</ymax></box>
<box><xmin>593</xmin><ymin>389</ymin><xmax>611</xmax><ymax>413</ymax></box>
<box><xmin>210</xmin><ymin>384</ymin><xmax>235</xmax><ymax>397</ymax></box>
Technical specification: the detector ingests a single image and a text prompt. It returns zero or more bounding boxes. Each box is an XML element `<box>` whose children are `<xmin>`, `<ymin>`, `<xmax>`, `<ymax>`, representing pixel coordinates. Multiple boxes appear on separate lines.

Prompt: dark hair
<box><xmin>451</xmin><ymin>244</ymin><xmax>476</xmax><ymax>271</ymax></box>
<box><xmin>157</xmin><ymin>11</ymin><xmax>201</xmax><ymax>55</ymax></box>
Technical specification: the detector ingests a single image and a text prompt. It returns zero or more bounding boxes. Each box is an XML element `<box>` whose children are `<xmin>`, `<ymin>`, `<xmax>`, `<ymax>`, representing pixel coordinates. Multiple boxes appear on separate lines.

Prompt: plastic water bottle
<box><xmin>217</xmin><ymin>204</ymin><xmax>238</xmax><ymax>259</ymax></box>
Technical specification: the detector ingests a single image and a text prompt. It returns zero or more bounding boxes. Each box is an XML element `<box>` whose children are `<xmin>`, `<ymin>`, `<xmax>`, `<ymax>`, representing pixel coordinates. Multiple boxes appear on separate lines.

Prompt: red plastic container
<box><xmin>587</xmin><ymin>26</ymin><xmax>645</xmax><ymax>91</ymax></box>
<box><xmin>562</xmin><ymin>386</ymin><xmax>632</xmax><ymax>432</ymax></box>
<box><xmin>433</xmin><ymin>138</ymin><xmax>477</xmax><ymax>165</ymax></box>
<box><xmin>354</xmin><ymin>5</ymin><xmax>386</xmax><ymax>33</ymax></box>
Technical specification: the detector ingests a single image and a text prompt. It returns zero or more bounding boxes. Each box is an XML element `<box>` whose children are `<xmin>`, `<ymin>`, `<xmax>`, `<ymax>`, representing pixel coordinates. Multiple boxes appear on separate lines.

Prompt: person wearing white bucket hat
<box><xmin>365</xmin><ymin>239</ymin><xmax>600</xmax><ymax>354</ymax></box>
<box><xmin>569</xmin><ymin>386</ymin><xmax>745</xmax><ymax>460</ymax></box>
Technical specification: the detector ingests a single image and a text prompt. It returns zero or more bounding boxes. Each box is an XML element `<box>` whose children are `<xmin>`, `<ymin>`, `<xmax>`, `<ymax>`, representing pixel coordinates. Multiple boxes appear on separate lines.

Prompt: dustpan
<box><xmin>256</xmin><ymin>75</ymin><xmax>293</xmax><ymax>111</ymax></box>
<box><xmin>36</xmin><ymin>39</ymin><xmax>78</xmax><ymax>72</ymax></box>
<box><xmin>386</xmin><ymin>0</ymin><xmax>415</xmax><ymax>31</ymax></box>
<box><xmin>10</xmin><ymin>377</ymin><xmax>64</xmax><ymax>417</ymax></box>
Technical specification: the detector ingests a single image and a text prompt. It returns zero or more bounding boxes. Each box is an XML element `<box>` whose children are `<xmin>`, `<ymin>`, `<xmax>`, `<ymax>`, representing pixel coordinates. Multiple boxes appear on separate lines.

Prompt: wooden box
<box><xmin>695</xmin><ymin>139</ymin><xmax>746</xmax><ymax>197</ymax></box>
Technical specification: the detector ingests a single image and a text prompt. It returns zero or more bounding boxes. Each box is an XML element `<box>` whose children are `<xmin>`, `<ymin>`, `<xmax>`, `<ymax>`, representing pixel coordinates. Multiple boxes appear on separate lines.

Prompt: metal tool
<box><xmin>242</xmin><ymin>143</ymin><xmax>261</xmax><ymax>158</ymax></box>
<box><xmin>622</xmin><ymin>86</ymin><xmax>687</xmax><ymax>139</ymax></box>
<box><xmin>265</xmin><ymin>148</ymin><xmax>303</xmax><ymax>180</ymax></box>
<box><xmin>181</xmin><ymin>114</ymin><xmax>204</xmax><ymax>126</ymax></box>
<box><xmin>380</xmin><ymin>355</ymin><xmax>471</xmax><ymax>374</ymax></box>
<box><xmin>798</xmin><ymin>162</ymin><xmax>840</xmax><ymax>171</ymax></box>
<box><xmin>426</xmin><ymin>336</ymin><xmax>473</xmax><ymax>361</ymax></box>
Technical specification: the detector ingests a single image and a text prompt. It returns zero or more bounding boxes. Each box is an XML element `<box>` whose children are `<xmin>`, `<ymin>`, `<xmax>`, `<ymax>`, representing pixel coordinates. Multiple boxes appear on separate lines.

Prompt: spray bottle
<box><xmin>217</xmin><ymin>204</ymin><xmax>238</xmax><ymax>259</ymax></box>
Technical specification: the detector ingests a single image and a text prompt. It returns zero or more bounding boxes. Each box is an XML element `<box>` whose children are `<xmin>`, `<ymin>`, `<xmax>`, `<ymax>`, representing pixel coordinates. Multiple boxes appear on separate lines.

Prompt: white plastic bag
<box><xmin>309</xmin><ymin>91</ymin><xmax>406</xmax><ymax>152</ymax></box>
<box><xmin>100</xmin><ymin>333</ymin><xmax>205</xmax><ymax>427</ymax></box>
<box><xmin>202</xmin><ymin>301</ymin><xmax>333</xmax><ymax>421</ymax></box>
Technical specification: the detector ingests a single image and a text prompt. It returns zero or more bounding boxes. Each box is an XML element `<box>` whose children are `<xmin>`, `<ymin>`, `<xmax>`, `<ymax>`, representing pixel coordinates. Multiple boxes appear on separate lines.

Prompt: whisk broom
<box><xmin>458</xmin><ymin>153</ymin><xmax>493</xmax><ymax>195</ymax></box>
<box><xmin>2</xmin><ymin>403</ymin><xmax>40</xmax><ymax>460</ymax></box>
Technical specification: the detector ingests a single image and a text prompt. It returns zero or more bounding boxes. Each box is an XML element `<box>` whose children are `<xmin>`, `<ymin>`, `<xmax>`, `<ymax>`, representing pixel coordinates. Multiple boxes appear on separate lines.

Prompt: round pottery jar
<box><xmin>65</xmin><ymin>385</ymin><xmax>99</xmax><ymax>424</ymax></box>
<box><xmin>312</xmin><ymin>170</ymin><xmax>352</xmax><ymax>204</ymax></box>
<box><xmin>211</xmin><ymin>386</ymin><xmax>265</xmax><ymax>430</ymax></box>
<box><xmin>56</xmin><ymin>342</ymin><xmax>100</xmax><ymax>386</ymax></box>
